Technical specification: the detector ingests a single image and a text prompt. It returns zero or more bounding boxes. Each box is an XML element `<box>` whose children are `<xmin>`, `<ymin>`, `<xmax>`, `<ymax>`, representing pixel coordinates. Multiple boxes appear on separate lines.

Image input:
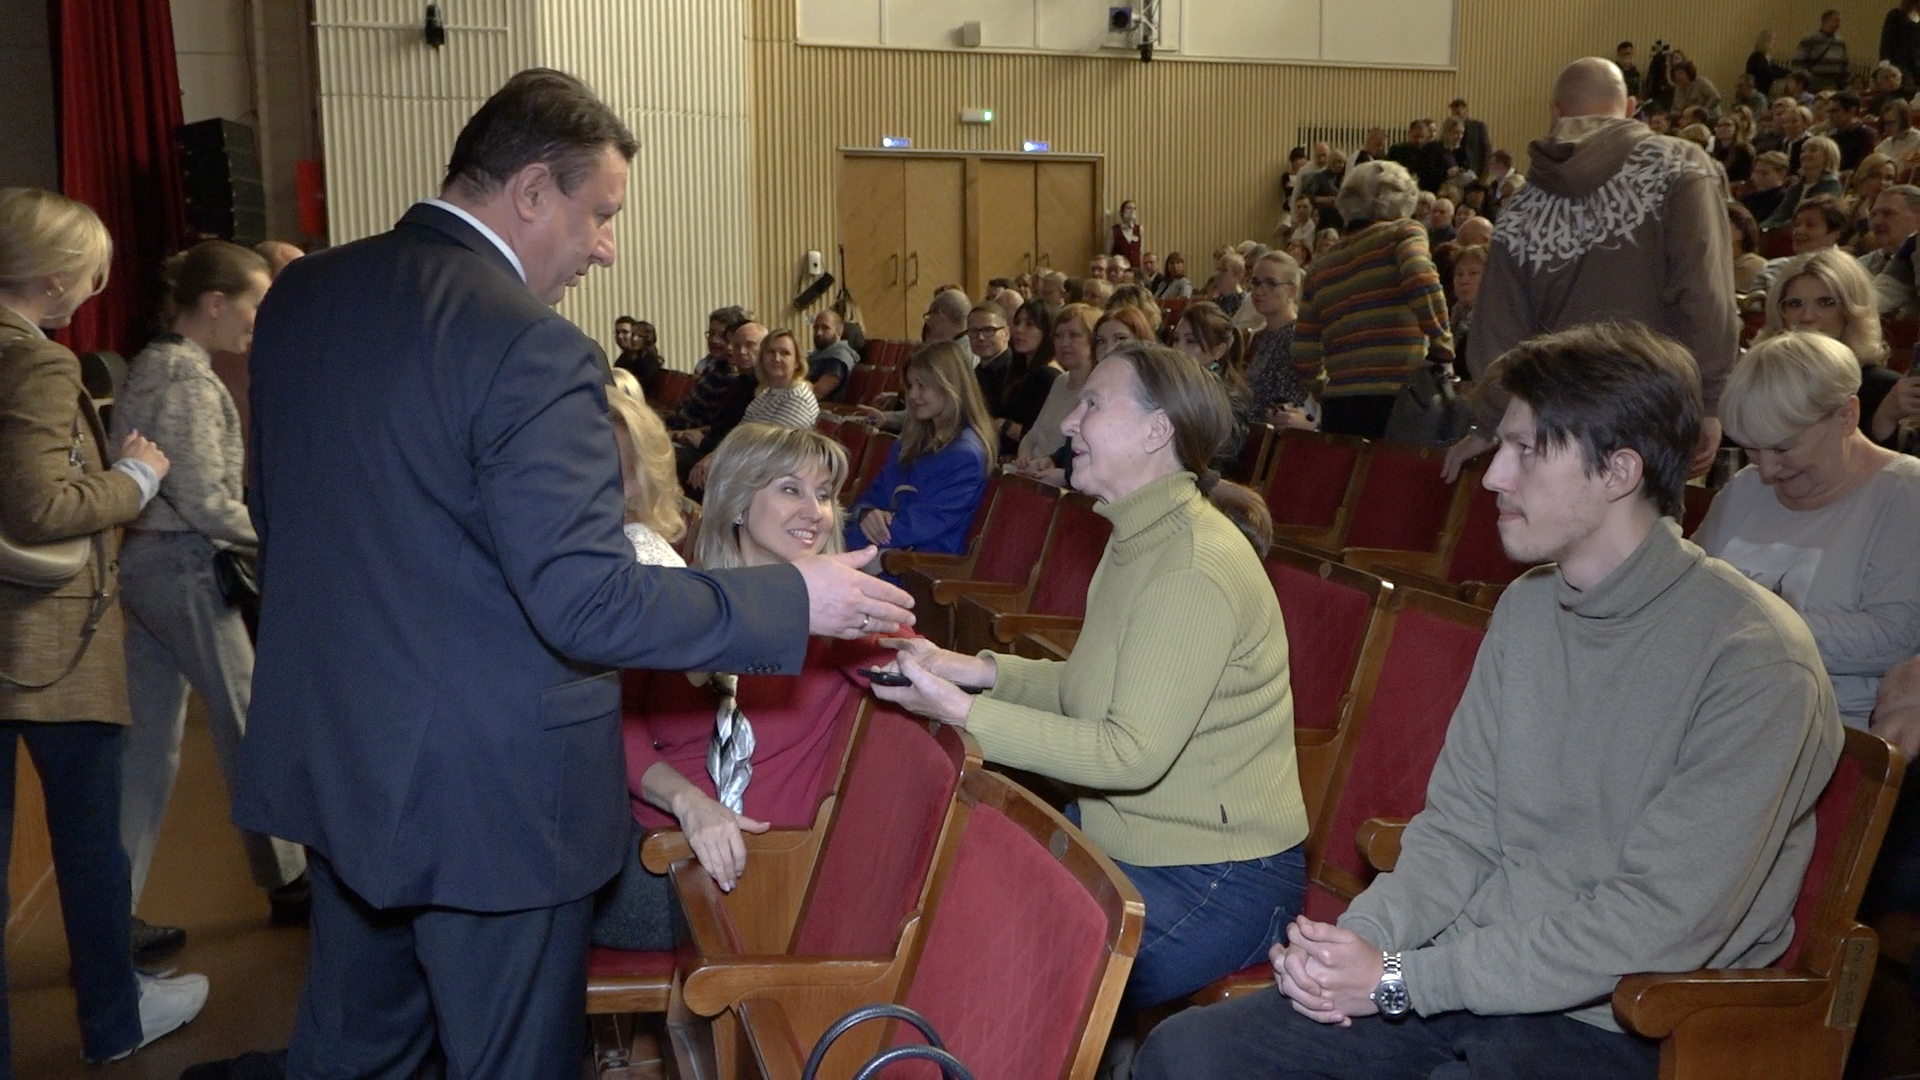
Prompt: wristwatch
<box><xmin>1370</xmin><ymin>951</ymin><xmax>1411</xmax><ymax>1018</ymax></box>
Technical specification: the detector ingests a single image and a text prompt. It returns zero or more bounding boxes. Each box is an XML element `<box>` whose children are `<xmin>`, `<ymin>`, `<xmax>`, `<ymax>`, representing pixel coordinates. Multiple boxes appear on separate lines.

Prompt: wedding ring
<box><xmin>860</xmin><ymin>613</ymin><xmax>871</xmax><ymax>631</ymax></box>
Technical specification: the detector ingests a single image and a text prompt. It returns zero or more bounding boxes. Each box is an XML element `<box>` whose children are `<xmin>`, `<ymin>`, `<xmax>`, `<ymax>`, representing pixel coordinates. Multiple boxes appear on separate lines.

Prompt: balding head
<box><xmin>1552</xmin><ymin>57</ymin><xmax>1632</xmax><ymax>120</ymax></box>
<box><xmin>255</xmin><ymin>240</ymin><xmax>305</xmax><ymax>277</ymax></box>
<box><xmin>1457</xmin><ymin>216</ymin><xmax>1494</xmax><ymax>247</ymax></box>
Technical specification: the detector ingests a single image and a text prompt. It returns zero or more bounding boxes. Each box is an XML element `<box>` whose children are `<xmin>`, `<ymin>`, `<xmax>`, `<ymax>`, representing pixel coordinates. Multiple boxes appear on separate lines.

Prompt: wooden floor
<box><xmin>8</xmin><ymin>706</ymin><xmax>306</xmax><ymax>1078</ymax></box>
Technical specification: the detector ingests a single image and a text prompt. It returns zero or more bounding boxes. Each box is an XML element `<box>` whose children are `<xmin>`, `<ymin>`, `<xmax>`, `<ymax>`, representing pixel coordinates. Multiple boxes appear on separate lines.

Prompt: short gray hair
<box><xmin>1880</xmin><ymin>184</ymin><xmax>1920</xmax><ymax>213</ymax></box>
<box><xmin>1336</xmin><ymin>160</ymin><xmax>1421</xmax><ymax>224</ymax></box>
<box><xmin>930</xmin><ymin>287</ymin><xmax>971</xmax><ymax>323</ymax></box>
<box><xmin>1721</xmin><ymin>332</ymin><xmax>1863</xmax><ymax>449</ymax></box>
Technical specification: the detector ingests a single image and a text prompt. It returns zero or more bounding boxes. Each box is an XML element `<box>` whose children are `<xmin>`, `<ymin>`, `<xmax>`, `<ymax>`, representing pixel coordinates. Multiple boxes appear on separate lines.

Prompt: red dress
<box><xmin>620</xmin><ymin>636</ymin><xmax>902</xmax><ymax>829</ymax></box>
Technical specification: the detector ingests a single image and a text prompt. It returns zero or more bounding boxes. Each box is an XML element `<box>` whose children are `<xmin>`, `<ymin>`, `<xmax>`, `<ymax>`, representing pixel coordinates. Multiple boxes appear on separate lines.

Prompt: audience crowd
<box><xmin>7</xmin><ymin>15</ymin><xmax>1920</xmax><ymax>1079</ymax></box>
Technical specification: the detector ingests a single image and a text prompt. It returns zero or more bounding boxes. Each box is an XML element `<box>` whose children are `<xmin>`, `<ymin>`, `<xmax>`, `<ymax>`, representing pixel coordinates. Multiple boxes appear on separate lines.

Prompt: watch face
<box><xmin>1372</xmin><ymin>983</ymin><xmax>1411</xmax><ymax>1017</ymax></box>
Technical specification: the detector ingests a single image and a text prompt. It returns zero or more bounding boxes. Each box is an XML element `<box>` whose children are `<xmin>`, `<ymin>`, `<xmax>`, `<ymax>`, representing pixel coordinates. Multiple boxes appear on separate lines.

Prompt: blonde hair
<box><xmin>1801</xmin><ymin>135</ymin><xmax>1839</xmax><ymax>176</ymax></box>
<box><xmin>1756</xmin><ymin>248</ymin><xmax>1888</xmax><ymax>365</ymax></box>
<box><xmin>1254</xmin><ymin>250</ymin><xmax>1304</xmax><ymax>287</ymax></box>
<box><xmin>899</xmin><ymin>340</ymin><xmax>995</xmax><ymax>473</ymax></box>
<box><xmin>606</xmin><ymin>382</ymin><xmax>685</xmax><ymax>543</ymax></box>
<box><xmin>0</xmin><ymin>188</ymin><xmax>112</xmax><ymax>297</ymax></box>
<box><xmin>755</xmin><ymin>328</ymin><xmax>802</xmax><ymax>388</ymax></box>
<box><xmin>694</xmin><ymin>423</ymin><xmax>847</xmax><ymax>570</ymax></box>
<box><xmin>1452</xmin><ymin>243</ymin><xmax>1491</xmax><ymax>271</ymax></box>
<box><xmin>1722</xmin><ymin>332</ymin><xmax>1864</xmax><ymax>449</ymax></box>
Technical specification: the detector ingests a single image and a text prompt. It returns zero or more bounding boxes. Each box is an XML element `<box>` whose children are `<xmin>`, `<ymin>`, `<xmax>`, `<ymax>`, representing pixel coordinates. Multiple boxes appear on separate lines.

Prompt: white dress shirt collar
<box><xmin>422</xmin><ymin>198</ymin><xmax>527</xmax><ymax>282</ymax></box>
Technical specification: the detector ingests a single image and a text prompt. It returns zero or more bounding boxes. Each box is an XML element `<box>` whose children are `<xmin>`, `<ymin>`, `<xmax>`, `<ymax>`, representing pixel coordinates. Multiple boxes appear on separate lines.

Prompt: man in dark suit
<box><xmin>1448</xmin><ymin>98</ymin><xmax>1492</xmax><ymax>177</ymax></box>
<box><xmin>1387</xmin><ymin>119</ymin><xmax>1451</xmax><ymax>192</ymax></box>
<box><xmin>235</xmin><ymin>69</ymin><xmax>910</xmax><ymax>1079</ymax></box>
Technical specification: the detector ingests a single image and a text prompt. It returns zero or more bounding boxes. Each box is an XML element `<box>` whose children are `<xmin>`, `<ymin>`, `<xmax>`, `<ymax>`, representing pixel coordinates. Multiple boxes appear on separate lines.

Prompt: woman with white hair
<box><xmin>1761</xmin><ymin>133</ymin><xmax>1845</xmax><ymax>229</ymax></box>
<box><xmin>1695</xmin><ymin>331</ymin><xmax>1920</xmax><ymax>728</ymax></box>
<box><xmin>1754</xmin><ymin>248</ymin><xmax>1919</xmax><ymax>445</ymax></box>
<box><xmin>1293</xmin><ymin>160</ymin><xmax>1453</xmax><ymax>438</ymax></box>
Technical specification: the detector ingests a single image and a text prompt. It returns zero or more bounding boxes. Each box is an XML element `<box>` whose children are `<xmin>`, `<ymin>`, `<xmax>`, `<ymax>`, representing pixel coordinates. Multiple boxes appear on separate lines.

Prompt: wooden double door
<box><xmin>839</xmin><ymin>153</ymin><xmax>1100</xmax><ymax>339</ymax></box>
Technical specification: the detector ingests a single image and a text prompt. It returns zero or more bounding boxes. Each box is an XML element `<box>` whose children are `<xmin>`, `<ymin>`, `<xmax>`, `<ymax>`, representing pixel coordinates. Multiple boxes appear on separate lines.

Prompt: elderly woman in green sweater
<box><xmin>875</xmin><ymin>341</ymin><xmax>1309</xmax><ymax>1010</ymax></box>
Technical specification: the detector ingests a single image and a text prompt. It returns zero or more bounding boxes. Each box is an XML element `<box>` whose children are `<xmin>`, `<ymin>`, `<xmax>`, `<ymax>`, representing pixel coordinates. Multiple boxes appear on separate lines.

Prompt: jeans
<box><xmin>118</xmin><ymin>531</ymin><xmax>305</xmax><ymax>904</ymax></box>
<box><xmin>1066</xmin><ymin>803</ymin><xmax>1308</xmax><ymax>1010</ymax></box>
<box><xmin>1135</xmin><ymin>986</ymin><xmax>1659</xmax><ymax>1080</ymax></box>
<box><xmin>0</xmin><ymin>721</ymin><xmax>142</xmax><ymax>1068</ymax></box>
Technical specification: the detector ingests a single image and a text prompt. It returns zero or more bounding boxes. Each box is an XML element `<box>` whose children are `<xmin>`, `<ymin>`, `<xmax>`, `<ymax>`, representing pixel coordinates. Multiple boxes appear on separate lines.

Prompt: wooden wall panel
<box><xmin>748</xmin><ymin>0</ymin><xmax>1891</xmax><ymax>327</ymax></box>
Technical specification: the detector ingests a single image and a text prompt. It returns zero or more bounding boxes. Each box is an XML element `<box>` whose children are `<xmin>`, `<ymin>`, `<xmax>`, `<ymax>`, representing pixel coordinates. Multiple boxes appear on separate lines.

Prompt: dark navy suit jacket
<box><xmin>235</xmin><ymin>205</ymin><xmax>808</xmax><ymax>912</ymax></box>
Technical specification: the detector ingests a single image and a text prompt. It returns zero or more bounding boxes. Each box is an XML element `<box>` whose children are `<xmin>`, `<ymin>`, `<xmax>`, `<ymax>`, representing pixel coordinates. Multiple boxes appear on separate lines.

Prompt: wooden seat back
<box><xmin>1443</xmin><ymin>482</ymin><xmax>1530</xmax><ymax>587</ymax></box>
<box><xmin>1231</xmin><ymin>422</ymin><xmax>1277</xmax><ymax>485</ymax></box>
<box><xmin>1340</xmin><ymin>442</ymin><xmax>1456</xmax><ymax>556</ymax></box>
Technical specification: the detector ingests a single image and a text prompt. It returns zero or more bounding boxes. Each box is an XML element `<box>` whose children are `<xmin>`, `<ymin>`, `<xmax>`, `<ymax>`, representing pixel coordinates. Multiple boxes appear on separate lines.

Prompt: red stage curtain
<box><xmin>49</xmin><ymin>0</ymin><xmax>190</xmax><ymax>357</ymax></box>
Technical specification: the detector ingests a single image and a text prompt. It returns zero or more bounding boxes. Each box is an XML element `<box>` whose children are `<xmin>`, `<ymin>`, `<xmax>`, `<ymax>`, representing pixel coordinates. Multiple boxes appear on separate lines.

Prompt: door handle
<box><xmin>907</xmin><ymin>251</ymin><xmax>920</xmax><ymax>287</ymax></box>
<box><xmin>888</xmin><ymin>253</ymin><xmax>899</xmax><ymax>286</ymax></box>
<box><xmin>1039</xmin><ymin>252</ymin><xmax>1051</xmax><ymax>269</ymax></box>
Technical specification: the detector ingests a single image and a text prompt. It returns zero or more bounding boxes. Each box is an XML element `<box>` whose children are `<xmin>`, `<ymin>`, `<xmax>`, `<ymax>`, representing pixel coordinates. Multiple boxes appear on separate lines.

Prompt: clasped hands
<box><xmin>1272</xmin><ymin>915</ymin><xmax>1387</xmax><ymax>1026</ymax></box>
<box><xmin>866</xmin><ymin>638</ymin><xmax>996</xmax><ymax>727</ymax></box>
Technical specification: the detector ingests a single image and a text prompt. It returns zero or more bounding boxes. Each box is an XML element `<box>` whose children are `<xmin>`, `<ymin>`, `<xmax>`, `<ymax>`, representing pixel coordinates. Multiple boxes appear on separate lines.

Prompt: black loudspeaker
<box><xmin>178</xmin><ymin>118</ymin><xmax>267</xmax><ymax>245</ymax></box>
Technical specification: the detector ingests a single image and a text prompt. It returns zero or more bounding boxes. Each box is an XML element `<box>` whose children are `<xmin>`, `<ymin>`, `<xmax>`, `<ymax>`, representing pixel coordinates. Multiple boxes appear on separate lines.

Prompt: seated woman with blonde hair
<box><xmin>596</xmin><ymin>424</ymin><xmax>893</xmax><ymax>950</ymax></box>
<box><xmin>1753</xmin><ymin>247</ymin><xmax>1920</xmax><ymax>446</ymax></box>
<box><xmin>605</xmin><ymin>380</ymin><xmax>687</xmax><ymax>566</ymax></box>
<box><xmin>1695</xmin><ymin>331</ymin><xmax>1920</xmax><ymax>729</ymax></box>
<box><xmin>872</xmin><ymin>343</ymin><xmax>1308</xmax><ymax>1010</ymax></box>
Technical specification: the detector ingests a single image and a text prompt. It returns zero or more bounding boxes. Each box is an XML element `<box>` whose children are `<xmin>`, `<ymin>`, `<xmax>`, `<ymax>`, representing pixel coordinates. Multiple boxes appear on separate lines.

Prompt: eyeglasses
<box><xmin>1249</xmin><ymin>277</ymin><xmax>1290</xmax><ymax>290</ymax></box>
<box><xmin>966</xmin><ymin>324</ymin><xmax>1007</xmax><ymax>336</ymax></box>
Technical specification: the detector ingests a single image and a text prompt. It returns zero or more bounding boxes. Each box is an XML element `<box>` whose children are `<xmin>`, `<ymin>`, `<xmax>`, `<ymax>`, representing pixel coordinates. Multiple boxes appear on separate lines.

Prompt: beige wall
<box><xmin>746</xmin><ymin>0</ymin><xmax>1890</xmax><ymax>330</ymax></box>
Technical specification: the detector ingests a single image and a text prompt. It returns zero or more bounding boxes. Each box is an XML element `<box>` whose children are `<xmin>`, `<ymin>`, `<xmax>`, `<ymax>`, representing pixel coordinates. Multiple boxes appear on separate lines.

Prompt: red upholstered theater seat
<box><xmin>726</xmin><ymin>769</ymin><xmax>1144</xmax><ymax>1080</ymax></box>
<box><xmin>847</xmin><ymin>431</ymin><xmax>897</xmax><ymax>508</ymax></box>
<box><xmin>814</xmin><ymin>413</ymin><xmax>840</xmax><ymax>438</ymax></box>
<box><xmin>788</xmin><ymin>708</ymin><xmax>968</xmax><ymax>956</ymax></box>
<box><xmin>653</xmin><ymin>370</ymin><xmax>696</xmax><ymax>411</ymax></box>
<box><xmin>949</xmin><ymin>492</ymin><xmax>1111</xmax><ymax>656</ymax></box>
<box><xmin>894</xmin><ymin>476</ymin><xmax>1064</xmax><ymax>646</ymax></box>
<box><xmin>1443</xmin><ymin>483</ymin><xmax>1530</xmax><ymax>588</ymax></box>
<box><xmin>1193</xmin><ymin>587</ymin><xmax>1489</xmax><ymax>1005</ymax></box>
<box><xmin>669</xmin><ymin>708</ymin><xmax>982</xmax><ymax>1054</ymax></box>
<box><xmin>1760</xmin><ymin>228</ymin><xmax>1794</xmax><ymax>259</ymax></box>
<box><xmin>1265</xmin><ymin>429</ymin><xmax>1369</xmax><ymax>551</ymax></box>
<box><xmin>1681</xmin><ymin>484</ymin><xmax>1715</xmax><ymax>538</ymax></box>
<box><xmin>1231</xmin><ymin>422</ymin><xmax>1276</xmax><ymax>485</ymax></box>
<box><xmin>1339</xmin><ymin>442</ymin><xmax>1455</xmax><ymax>556</ymax></box>
<box><xmin>1886</xmin><ymin>320</ymin><xmax>1918</xmax><ymax>371</ymax></box>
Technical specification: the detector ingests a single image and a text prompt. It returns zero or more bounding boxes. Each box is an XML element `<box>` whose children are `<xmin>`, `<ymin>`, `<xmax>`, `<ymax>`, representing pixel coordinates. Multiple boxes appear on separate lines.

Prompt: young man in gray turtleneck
<box><xmin>1138</xmin><ymin>322</ymin><xmax>1842</xmax><ymax>1080</ymax></box>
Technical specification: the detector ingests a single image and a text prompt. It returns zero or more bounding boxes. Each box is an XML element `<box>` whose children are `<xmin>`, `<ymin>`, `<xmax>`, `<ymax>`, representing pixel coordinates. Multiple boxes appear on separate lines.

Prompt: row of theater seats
<box><xmin>588</xmin><ymin>690</ymin><xmax>1144</xmax><ymax>1079</ymax></box>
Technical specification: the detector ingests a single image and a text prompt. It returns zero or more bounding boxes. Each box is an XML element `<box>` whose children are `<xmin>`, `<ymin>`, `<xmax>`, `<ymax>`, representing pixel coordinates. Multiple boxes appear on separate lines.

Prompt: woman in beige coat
<box><xmin>0</xmin><ymin>188</ymin><xmax>204</xmax><ymax>1065</ymax></box>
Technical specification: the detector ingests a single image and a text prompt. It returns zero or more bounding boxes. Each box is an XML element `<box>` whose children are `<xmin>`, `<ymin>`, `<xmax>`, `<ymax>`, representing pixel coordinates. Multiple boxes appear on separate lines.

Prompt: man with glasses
<box><xmin>965</xmin><ymin>303</ymin><xmax>1013</xmax><ymax>414</ymax></box>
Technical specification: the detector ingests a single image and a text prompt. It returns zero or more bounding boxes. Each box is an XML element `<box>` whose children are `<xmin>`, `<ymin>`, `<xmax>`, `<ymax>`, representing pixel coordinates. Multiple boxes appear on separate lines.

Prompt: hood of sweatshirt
<box><xmin>1525</xmin><ymin>116</ymin><xmax>1656</xmax><ymax>198</ymax></box>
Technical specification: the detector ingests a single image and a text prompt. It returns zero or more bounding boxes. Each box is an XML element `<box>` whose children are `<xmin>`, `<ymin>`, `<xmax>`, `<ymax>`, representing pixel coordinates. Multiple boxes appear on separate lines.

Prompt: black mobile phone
<box><xmin>859</xmin><ymin>668</ymin><xmax>913</xmax><ymax>687</ymax></box>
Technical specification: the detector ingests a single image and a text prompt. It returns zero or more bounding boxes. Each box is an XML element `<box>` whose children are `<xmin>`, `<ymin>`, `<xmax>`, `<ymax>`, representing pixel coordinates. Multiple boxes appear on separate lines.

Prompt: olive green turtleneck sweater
<box><xmin>966</xmin><ymin>471</ymin><xmax>1308</xmax><ymax>867</ymax></box>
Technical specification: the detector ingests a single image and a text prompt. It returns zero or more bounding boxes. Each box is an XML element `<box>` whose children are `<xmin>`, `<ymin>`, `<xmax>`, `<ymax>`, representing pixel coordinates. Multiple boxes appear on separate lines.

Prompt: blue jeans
<box><xmin>1066</xmin><ymin>803</ymin><xmax>1307</xmax><ymax>1010</ymax></box>
<box><xmin>0</xmin><ymin>721</ymin><xmax>142</xmax><ymax>1069</ymax></box>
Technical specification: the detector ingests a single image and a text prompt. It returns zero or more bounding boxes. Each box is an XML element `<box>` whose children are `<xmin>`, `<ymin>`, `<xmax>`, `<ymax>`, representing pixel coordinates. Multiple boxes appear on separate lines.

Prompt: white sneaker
<box><xmin>134</xmin><ymin>970</ymin><xmax>209</xmax><ymax>1047</ymax></box>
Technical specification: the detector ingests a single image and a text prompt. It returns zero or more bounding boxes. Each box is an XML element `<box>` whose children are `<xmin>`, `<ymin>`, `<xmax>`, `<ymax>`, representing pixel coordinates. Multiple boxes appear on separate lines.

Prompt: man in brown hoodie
<box><xmin>1442</xmin><ymin>57</ymin><xmax>1737</xmax><ymax>483</ymax></box>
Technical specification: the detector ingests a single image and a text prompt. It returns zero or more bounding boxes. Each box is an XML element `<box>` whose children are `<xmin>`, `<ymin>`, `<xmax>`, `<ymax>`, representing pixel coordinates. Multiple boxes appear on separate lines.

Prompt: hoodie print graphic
<box><xmin>1495</xmin><ymin>137</ymin><xmax>1716</xmax><ymax>272</ymax></box>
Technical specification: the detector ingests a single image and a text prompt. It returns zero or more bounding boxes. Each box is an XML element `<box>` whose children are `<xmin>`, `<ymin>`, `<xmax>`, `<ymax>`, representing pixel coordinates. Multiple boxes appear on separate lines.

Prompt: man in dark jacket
<box><xmin>1885</xmin><ymin>1</ymin><xmax>1920</xmax><ymax>87</ymax></box>
<box><xmin>1441</xmin><ymin>57</ymin><xmax>1736</xmax><ymax>484</ymax></box>
<box><xmin>238</xmin><ymin>69</ymin><xmax>910</xmax><ymax>1079</ymax></box>
<box><xmin>1449</xmin><ymin>99</ymin><xmax>1493</xmax><ymax>177</ymax></box>
<box><xmin>1387</xmin><ymin>120</ymin><xmax>1452</xmax><ymax>192</ymax></box>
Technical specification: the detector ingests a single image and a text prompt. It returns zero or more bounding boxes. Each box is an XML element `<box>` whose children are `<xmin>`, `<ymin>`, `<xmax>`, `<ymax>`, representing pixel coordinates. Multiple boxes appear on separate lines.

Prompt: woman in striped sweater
<box><xmin>1294</xmin><ymin>160</ymin><xmax>1453</xmax><ymax>439</ymax></box>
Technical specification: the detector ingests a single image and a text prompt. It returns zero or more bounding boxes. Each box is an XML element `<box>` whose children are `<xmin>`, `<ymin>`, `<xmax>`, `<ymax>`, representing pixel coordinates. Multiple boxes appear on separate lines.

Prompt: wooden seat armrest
<box><xmin>683</xmin><ymin>956</ymin><xmax>899</xmax><ymax>1017</ymax></box>
<box><xmin>1355</xmin><ymin>817</ymin><xmax>1409</xmax><ymax>873</ymax></box>
<box><xmin>989</xmin><ymin>613</ymin><xmax>1084</xmax><ymax>643</ymax></box>
<box><xmin>735</xmin><ymin>997</ymin><xmax>809</xmax><ymax>1080</ymax></box>
<box><xmin>1189</xmin><ymin>968</ymin><xmax>1275</xmax><ymax>1005</ymax></box>
<box><xmin>886</xmin><ymin>550</ymin><xmax>969</xmax><ymax>576</ymax></box>
<box><xmin>1343</xmin><ymin>548</ymin><xmax>1451</xmax><ymax>588</ymax></box>
<box><xmin>671</xmin><ymin>861</ymin><xmax>747</xmax><ymax>960</ymax></box>
<box><xmin>1611</xmin><ymin>968</ymin><xmax>1831</xmax><ymax>1037</ymax></box>
<box><xmin>643</xmin><ymin>826</ymin><xmax>819</xmax><ymax>875</ymax></box>
<box><xmin>931</xmin><ymin>579</ymin><xmax>1026</xmax><ymax>605</ymax></box>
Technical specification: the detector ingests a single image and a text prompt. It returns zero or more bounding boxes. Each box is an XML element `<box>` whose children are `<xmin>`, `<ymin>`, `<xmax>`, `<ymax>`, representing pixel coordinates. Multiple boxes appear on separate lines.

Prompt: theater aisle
<box><xmin>9</xmin><ymin>702</ymin><xmax>306</xmax><ymax>1079</ymax></box>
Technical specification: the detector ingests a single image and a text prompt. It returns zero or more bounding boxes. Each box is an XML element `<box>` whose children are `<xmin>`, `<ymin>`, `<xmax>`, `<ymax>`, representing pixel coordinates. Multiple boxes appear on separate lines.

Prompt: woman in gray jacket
<box><xmin>112</xmin><ymin>241</ymin><xmax>307</xmax><ymax>929</ymax></box>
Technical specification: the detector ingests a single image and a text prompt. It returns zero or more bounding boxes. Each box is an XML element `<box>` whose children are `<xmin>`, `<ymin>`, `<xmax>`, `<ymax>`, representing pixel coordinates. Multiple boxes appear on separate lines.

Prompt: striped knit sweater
<box><xmin>1295</xmin><ymin>218</ymin><xmax>1453</xmax><ymax>400</ymax></box>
